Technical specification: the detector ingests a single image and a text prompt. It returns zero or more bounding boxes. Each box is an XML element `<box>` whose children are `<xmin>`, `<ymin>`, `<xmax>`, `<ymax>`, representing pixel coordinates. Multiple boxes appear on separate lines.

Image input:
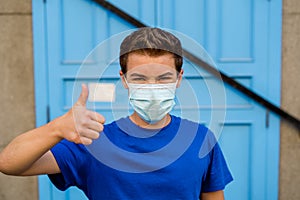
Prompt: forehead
<box><xmin>126</xmin><ymin>53</ymin><xmax>176</xmax><ymax>76</ymax></box>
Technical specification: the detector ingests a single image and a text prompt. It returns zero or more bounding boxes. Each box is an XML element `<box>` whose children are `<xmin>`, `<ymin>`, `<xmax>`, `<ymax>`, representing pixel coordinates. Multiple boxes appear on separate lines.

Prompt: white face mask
<box><xmin>127</xmin><ymin>82</ymin><xmax>177</xmax><ymax>124</ymax></box>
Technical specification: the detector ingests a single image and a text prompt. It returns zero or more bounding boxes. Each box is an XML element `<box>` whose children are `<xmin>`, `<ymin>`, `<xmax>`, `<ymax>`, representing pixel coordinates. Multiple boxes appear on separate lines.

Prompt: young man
<box><xmin>0</xmin><ymin>27</ymin><xmax>233</xmax><ymax>199</ymax></box>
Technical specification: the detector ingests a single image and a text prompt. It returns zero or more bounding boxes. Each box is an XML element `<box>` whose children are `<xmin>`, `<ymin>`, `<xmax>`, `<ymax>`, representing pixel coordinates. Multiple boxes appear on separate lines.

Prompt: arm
<box><xmin>0</xmin><ymin>123</ymin><xmax>63</xmax><ymax>175</ymax></box>
<box><xmin>0</xmin><ymin>84</ymin><xmax>104</xmax><ymax>176</ymax></box>
<box><xmin>200</xmin><ymin>190</ymin><xmax>224</xmax><ymax>200</ymax></box>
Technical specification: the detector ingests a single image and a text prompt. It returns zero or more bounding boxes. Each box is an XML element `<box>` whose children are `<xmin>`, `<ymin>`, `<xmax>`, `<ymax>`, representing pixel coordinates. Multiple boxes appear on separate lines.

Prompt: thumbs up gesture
<box><xmin>50</xmin><ymin>84</ymin><xmax>105</xmax><ymax>145</ymax></box>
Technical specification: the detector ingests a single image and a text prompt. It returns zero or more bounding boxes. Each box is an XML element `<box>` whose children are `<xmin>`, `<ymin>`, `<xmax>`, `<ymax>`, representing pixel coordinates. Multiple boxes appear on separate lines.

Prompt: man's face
<box><xmin>120</xmin><ymin>52</ymin><xmax>183</xmax><ymax>87</ymax></box>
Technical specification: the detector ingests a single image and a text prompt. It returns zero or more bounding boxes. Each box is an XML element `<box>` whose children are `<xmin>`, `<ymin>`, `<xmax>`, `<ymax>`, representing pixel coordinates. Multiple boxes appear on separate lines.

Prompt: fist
<box><xmin>52</xmin><ymin>84</ymin><xmax>105</xmax><ymax>145</ymax></box>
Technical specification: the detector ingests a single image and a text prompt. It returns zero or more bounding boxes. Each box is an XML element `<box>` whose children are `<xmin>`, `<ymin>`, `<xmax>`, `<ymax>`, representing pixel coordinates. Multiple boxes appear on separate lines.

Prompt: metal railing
<box><xmin>93</xmin><ymin>0</ymin><xmax>300</xmax><ymax>133</ymax></box>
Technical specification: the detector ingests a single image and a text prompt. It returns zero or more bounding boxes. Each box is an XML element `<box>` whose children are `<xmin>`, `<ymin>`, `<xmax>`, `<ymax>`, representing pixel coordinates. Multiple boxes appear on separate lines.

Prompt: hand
<box><xmin>51</xmin><ymin>84</ymin><xmax>105</xmax><ymax>145</ymax></box>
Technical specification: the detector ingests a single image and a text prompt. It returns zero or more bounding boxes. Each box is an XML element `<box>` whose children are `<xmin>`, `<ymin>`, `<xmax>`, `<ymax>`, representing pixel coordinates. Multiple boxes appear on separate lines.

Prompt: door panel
<box><xmin>33</xmin><ymin>0</ymin><xmax>281</xmax><ymax>199</ymax></box>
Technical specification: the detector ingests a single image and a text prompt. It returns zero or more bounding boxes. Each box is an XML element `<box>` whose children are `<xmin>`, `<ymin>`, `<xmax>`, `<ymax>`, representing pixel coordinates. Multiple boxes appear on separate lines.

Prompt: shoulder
<box><xmin>50</xmin><ymin>139</ymin><xmax>91</xmax><ymax>166</ymax></box>
<box><xmin>53</xmin><ymin>139</ymin><xmax>86</xmax><ymax>152</ymax></box>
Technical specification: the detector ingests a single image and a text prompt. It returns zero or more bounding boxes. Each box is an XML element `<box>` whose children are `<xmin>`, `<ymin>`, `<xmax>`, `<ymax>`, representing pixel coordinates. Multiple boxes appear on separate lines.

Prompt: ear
<box><xmin>120</xmin><ymin>70</ymin><xmax>129</xmax><ymax>89</ymax></box>
<box><xmin>176</xmin><ymin>69</ymin><xmax>184</xmax><ymax>88</ymax></box>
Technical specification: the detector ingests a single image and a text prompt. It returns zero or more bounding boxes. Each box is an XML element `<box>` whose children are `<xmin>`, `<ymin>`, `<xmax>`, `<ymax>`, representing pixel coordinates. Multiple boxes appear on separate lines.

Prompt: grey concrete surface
<box><xmin>279</xmin><ymin>1</ymin><xmax>300</xmax><ymax>199</ymax></box>
<box><xmin>283</xmin><ymin>0</ymin><xmax>300</xmax><ymax>14</ymax></box>
<box><xmin>0</xmin><ymin>0</ymin><xmax>31</xmax><ymax>14</ymax></box>
<box><xmin>0</xmin><ymin>15</ymin><xmax>35</xmax><ymax>147</ymax></box>
<box><xmin>0</xmin><ymin>173</ymin><xmax>37</xmax><ymax>200</ymax></box>
<box><xmin>0</xmin><ymin>1</ymin><xmax>37</xmax><ymax>200</ymax></box>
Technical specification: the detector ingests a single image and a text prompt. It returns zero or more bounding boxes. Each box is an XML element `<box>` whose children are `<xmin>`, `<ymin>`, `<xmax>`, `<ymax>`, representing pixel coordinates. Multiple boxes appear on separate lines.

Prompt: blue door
<box><xmin>32</xmin><ymin>0</ymin><xmax>282</xmax><ymax>199</ymax></box>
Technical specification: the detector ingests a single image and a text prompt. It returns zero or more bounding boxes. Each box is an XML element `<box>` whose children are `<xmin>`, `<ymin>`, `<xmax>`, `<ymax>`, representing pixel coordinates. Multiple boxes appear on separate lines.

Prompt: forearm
<box><xmin>0</xmin><ymin>84</ymin><xmax>104</xmax><ymax>175</ymax></box>
<box><xmin>200</xmin><ymin>190</ymin><xmax>224</xmax><ymax>200</ymax></box>
<box><xmin>0</xmin><ymin>121</ymin><xmax>62</xmax><ymax>175</ymax></box>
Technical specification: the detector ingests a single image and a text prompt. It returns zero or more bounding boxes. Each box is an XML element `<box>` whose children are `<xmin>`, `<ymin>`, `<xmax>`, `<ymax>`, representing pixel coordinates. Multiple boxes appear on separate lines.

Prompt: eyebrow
<box><xmin>128</xmin><ymin>73</ymin><xmax>147</xmax><ymax>78</ymax></box>
<box><xmin>128</xmin><ymin>72</ymin><xmax>175</xmax><ymax>78</ymax></box>
<box><xmin>157</xmin><ymin>72</ymin><xmax>175</xmax><ymax>78</ymax></box>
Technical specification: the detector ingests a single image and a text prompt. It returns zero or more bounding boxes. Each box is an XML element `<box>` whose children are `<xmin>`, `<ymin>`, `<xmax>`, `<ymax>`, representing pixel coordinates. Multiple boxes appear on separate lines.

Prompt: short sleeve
<box><xmin>48</xmin><ymin>140</ymin><xmax>87</xmax><ymax>191</ymax></box>
<box><xmin>201</xmin><ymin>142</ymin><xmax>233</xmax><ymax>192</ymax></box>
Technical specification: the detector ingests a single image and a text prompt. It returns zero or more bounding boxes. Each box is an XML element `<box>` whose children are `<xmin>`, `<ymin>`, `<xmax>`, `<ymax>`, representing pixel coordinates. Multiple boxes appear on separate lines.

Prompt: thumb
<box><xmin>76</xmin><ymin>84</ymin><xmax>89</xmax><ymax>106</ymax></box>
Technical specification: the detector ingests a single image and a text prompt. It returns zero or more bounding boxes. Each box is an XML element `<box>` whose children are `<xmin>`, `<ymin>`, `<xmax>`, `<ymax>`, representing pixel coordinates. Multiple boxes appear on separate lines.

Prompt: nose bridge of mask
<box><xmin>128</xmin><ymin>82</ymin><xmax>177</xmax><ymax>100</ymax></box>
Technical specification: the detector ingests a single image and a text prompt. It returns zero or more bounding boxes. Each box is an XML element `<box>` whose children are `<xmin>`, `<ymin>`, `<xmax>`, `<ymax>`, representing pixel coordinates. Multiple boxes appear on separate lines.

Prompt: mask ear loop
<box><xmin>122</xmin><ymin>75</ymin><xmax>130</xmax><ymax>88</ymax></box>
<box><xmin>175</xmin><ymin>70</ymin><xmax>183</xmax><ymax>88</ymax></box>
<box><xmin>174</xmin><ymin>78</ymin><xmax>179</xmax><ymax>87</ymax></box>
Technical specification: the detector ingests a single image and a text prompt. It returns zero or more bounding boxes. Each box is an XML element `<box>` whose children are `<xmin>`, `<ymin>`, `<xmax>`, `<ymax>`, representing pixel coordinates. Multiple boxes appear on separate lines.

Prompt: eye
<box><xmin>129</xmin><ymin>77</ymin><xmax>148</xmax><ymax>83</ymax></box>
<box><xmin>158</xmin><ymin>76</ymin><xmax>172</xmax><ymax>80</ymax></box>
<box><xmin>157</xmin><ymin>76</ymin><xmax>175</xmax><ymax>83</ymax></box>
<box><xmin>132</xmin><ymin>77</ymin><xmax>146</xmax><ymax>81</ymax></box>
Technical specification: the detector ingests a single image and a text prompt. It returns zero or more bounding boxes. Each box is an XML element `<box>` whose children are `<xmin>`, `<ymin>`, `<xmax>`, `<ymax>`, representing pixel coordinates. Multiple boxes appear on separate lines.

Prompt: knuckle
<box><xmin>76</xmin><ymin>126</ymin><xmax>84</xmax><ymax>134</ymax></box>
<box><xmin>94</xmin><ymin>133</ymin><xmax>100</xmax><ymax>140</ymax></box>
<box><xmin>99</xmin><ymin>115</ymin><xmax>105</xmax><ymax>123</ymax></box>
<box><xmin>83</xmin><ymin>138</ymin><xmax>93</xmax><ymax>145</ymax></box>
<box><xmin>69</xmin><ymin>133</ymin><xmax>80</xmax><ymax>143</ymax></box>
<box><xmin>81</xmin><ymin>118</ymin><xmax>89</xmax><ymax>127</ymax></box>
<box><xmin>94</xmin><ymin>123</ymin><xmax>103</xmax><ymax>133</ymax></box>
<box><xmin>98</xmin><ymin>123</ymin><xmax>104</xmax><ymax>131</ymax></box>
<box><xmin>92</xmin><ymin>132</ymin><xmax>100</xmax><ymax>140</ymax></box>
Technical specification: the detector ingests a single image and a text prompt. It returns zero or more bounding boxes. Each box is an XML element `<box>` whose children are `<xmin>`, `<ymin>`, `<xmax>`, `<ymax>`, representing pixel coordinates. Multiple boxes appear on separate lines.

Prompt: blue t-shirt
<box><xmin>49</xmin><ymin>115</ymin><xmax>233</xmax><ymax>200</ymax></box>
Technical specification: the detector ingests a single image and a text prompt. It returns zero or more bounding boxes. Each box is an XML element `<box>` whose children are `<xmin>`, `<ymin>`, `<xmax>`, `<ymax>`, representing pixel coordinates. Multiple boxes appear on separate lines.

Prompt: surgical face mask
<box><xmin>126</xmin><ymin>81</ymin><xmax>177</xmax><ymax>124</ymax></box>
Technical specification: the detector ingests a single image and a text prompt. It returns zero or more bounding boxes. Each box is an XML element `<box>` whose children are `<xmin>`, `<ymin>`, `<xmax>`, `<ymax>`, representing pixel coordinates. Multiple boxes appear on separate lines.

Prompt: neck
<box><xmin>129</xmin><ymin>112</ymin><xmax>171</xmax><ymax>129</ymax></box>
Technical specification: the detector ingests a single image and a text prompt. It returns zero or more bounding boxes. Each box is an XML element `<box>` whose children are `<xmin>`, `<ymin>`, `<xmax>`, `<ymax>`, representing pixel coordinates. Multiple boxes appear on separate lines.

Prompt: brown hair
<box><xmin>119</xmin><ymin>27</ymin><xmax>183</xmax><ymax>74</ymax></box>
